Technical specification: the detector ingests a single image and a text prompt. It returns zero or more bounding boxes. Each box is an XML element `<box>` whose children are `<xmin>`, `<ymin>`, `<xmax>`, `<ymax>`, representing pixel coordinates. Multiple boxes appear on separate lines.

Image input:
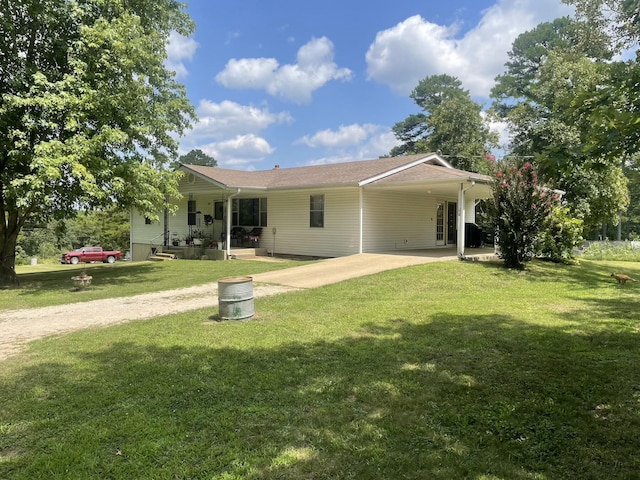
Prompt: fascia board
<box><xmin>358</xmin><ymin>154</ymin><xmax>449</xmax><ymax>187</ymax></box>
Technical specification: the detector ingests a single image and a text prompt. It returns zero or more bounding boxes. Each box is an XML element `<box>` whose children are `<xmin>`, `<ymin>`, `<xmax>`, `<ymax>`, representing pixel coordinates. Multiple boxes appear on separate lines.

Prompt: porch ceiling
<box><xmin>364</xmin><ymin>180</ymin><xmax>492</xmax><ymax>198</ymax></box>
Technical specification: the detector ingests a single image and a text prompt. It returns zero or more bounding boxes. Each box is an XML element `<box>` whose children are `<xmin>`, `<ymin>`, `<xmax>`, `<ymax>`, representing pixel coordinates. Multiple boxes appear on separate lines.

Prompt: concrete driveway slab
<box><xmin>251</xmin><ymin>251</ymin><xmax>461</xmax><ymax>289</ymax></box>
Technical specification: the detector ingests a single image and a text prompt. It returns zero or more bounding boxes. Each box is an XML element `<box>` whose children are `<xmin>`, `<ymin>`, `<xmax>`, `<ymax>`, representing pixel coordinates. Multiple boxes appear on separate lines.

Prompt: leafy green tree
<box><xmin>491</xmin><ymin>21</ymin><xmax>628</xmax><ymax>232</ymax></box>
<box><xmin>561</xmin><ymin>1</ymin><xmax>640</xmax><ymax>236</ymax></box>
<box><xmin>0</xmin><ymin>0</ymin><xmax>195</xmax><ymax>284</ymax></box>
<box><xmin>172</xmin><ymin>148</ymin><xmax>217</xmax><ymax>169</ymax></box>
<box><xmin>562</xmin><ymin>1</ymin><xmax>640</xmax><ymax>161</ymax></box>
<box><xmin>539</xmin><ymin>206</ymin><xmax>584</xmax><ymax>263</ymax></box>
<box><xmin>487</xmin><ymin>160</ymin><xmax>560</xmax><ymax>270</ymax></box>
<box><xmin>580</xmin><ymin>56</ymin><xmax>640</xmax><ymax>160</ymax></box>
<box><xmin>16</xmin><ymin>207</ymin><xmax>130</xmax><ymax>263</ymax></box>
<box><xmin>563</xmin><ymin>0</ymin><xmax>640</xmax><ymax>47</ymax></box>
<box><xmin>61</xmin><ymin>208</ymin><xmax>130</xmax><ymax>253</ymax></box>
<box><xmin>390</xmin><ymin>74</ymin><xmax>498</xmax><ymax>172</ymax></box>
<box><xmin>491</xmin><ymin>17</ymin><xmax>611</xmax><ymax>118</ymax></box>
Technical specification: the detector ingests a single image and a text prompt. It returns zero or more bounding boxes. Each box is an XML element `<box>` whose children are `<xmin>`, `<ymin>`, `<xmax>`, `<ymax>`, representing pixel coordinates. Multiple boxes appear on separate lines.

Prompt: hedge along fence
<box><xmin>579</xmin><ymin>240</ymin><xmax>640</xmax><ymax>261</ymax></box>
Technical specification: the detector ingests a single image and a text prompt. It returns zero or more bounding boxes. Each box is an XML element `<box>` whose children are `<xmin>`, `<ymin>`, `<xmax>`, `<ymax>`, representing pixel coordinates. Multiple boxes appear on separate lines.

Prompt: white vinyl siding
<box><xmin>361</xmin><ymin>189</ymin><xmax>452</xmax><ymax>252</ymax></box>
<box><xmin>131</xmin><ymin>210</ymin><xmax>165</xmax><ymax>243</ymax></box>
<box><xmin>263</xmin><ymin>188</ymin><xmax>360</xmax><ymax>257</ymax></box>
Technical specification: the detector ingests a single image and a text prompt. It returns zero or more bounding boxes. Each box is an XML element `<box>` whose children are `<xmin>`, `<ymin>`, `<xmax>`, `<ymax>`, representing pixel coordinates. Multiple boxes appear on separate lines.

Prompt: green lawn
<box><xmin>1</xmin><ymin>259</ymin><xmax>639</xmax><ymax>479</ymax></box>
<box><xmin>3</xmin><ymin>258</ymin><xmax>308</xmax><ymax>311</ymax></box>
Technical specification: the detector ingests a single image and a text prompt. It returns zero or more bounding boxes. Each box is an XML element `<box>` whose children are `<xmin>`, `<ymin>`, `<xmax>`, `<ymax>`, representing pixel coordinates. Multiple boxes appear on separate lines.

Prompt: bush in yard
<box><xmin>540</xmin><ymin>206</ymin><xmax>584</xmax><ymax>263</ymax></box>
<box><xmin>488</xmin><ymin>159</ymin><xmax>560</xmax><ymax>269</ymax></box>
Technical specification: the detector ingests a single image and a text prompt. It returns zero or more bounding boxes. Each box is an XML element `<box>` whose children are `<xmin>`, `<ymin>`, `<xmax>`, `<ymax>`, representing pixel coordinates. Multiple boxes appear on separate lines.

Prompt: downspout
<box><xmin>359</xmin><ymin>187</ymin><xmax>364</xmax><ymax>254</ymax></box>
<box><xmin>457</xmin><ymin>181</ymin><xmax>475</xmax><ymax>259</ymax></box>
<box><xmin>225</xmin><ymin>188</ymin><xmax>241</xmax><ymax>258</ymax></box>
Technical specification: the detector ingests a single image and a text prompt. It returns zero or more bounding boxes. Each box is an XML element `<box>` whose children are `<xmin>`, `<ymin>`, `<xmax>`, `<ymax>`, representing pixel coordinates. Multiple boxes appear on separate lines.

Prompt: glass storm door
<box><xmin>436</xmin><ymin>203</ymin><xmax>445</xmax><ymax>246</ymax></box>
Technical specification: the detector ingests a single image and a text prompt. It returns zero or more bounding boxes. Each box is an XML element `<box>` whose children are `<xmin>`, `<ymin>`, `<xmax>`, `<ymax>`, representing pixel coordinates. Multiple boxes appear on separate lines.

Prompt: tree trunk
<box><xmin>0</xmin><ymin>229</ymin><xmax>20</xmax><ymax>286</ymax></box>
<box><xmin>0</xmin><ymin>200</ymin><xmax>24</xmax><ymax>286</ymax></box>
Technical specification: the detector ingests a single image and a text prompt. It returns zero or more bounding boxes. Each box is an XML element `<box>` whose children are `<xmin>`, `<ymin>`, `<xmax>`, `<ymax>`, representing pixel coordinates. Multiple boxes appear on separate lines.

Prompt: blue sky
<box><xmin>167</xmin><ymin>0</ymin><xmax>574</xmax><ymax>170</ymax></box>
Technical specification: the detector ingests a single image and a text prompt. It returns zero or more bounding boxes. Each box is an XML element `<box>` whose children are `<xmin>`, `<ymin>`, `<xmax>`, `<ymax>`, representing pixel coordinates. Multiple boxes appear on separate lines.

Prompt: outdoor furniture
<box><xmin>243</xmin><ymin>227</ymin><xmax>262</xmax><ymax>247</ymax></box>
<box><xmin>230</xmin><ymin>226</ymin><xmax>246</xmax><ymax>247</ymax></box>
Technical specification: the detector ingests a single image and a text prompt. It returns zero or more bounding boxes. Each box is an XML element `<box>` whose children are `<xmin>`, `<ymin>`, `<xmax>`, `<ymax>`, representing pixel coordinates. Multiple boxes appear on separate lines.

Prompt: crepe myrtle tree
<box><xmin>488</xmin><ymin>159</ymin><xmax>560</xmax><ymax>269</ymax></box>
<box><xmin>0</xmin><ymin>0</ymin><xmax>196</xmax><ymax>284</ymax></box>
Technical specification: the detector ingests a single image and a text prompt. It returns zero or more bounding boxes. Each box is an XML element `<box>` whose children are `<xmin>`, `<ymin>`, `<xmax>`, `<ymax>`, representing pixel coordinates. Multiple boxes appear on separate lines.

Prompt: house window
<box><xmin>144</xmin><ymin>216</ymin><xmax>152</xmax><ymax>225</ymax></box>
<box><xmin>310</xmin><ymin>194</ymin><xmax>324</xmax><ymax>228</ymax></box>
<box><xmin>187</xmin><ymin>199</ymin><xmax>196</xmax><ymax>226</ymax></box>
<box><xmin>214</xmin><ymin>201</ymin><xmax>224</xmax><ymax>220</ymax></box>
<box><xmin>232</xmin><ymin>198</ymin><xmax>268</xmax><ymax>226</ymax></box>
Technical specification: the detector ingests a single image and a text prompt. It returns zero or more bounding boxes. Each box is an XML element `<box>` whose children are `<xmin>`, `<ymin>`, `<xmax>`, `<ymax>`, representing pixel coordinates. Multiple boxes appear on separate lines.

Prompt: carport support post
<box><xmin>358</xmin><ymin>187</ymin><xmax>364</xmax><ymax>254</ymax></box>
<box><xmin>457</xmin><ymin>183</ymin><xmax>465</xmax><ymax>258</ymax></box>
<box><xmin>226</xmin><ymin>189</ymin><xmax>241</xmax><ymax>258</ymax></box>
<box><xmin>457</xmin><ymin>180</ymin><xmax>477</xmax><ymax>259</ymax></box>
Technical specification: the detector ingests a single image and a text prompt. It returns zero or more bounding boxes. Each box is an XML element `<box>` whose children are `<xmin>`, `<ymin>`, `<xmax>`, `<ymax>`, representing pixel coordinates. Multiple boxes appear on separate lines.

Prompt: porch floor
<box><xmin>380</xmin><ymin>247</ymin><xmax>498</xmax><ymax>261</ymax></box>
<box><xmin>159</xmin><ymin>246</ymin><xmax>497</xmax><ymax>261</ymax></box>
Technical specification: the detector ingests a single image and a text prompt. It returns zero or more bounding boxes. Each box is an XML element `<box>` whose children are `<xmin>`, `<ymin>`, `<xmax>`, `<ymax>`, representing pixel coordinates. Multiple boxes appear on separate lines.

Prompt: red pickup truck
<box><xmin>60</xmin><ymin>246</ymin><xmax>122</xmax><ymax>265</ymax></box>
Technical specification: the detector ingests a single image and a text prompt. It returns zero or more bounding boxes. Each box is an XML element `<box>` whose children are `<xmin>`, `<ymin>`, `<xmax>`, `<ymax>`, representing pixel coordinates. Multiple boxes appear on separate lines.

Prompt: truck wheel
<box><xmin>106</xmin><ymin>255</ymin><xmax>116</xmax><ymax>264</ymax></box>
<box><xmin>70</xmin><ymin>257</ymin><xmax>79</xmax><ymax>265</ymax></box>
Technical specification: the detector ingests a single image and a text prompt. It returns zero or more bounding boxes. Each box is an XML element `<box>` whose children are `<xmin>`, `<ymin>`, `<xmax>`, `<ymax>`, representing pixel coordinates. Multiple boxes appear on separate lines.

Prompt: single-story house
<box><xmin>129</xmin><ymin>153</ymin><xmax>494</xmax><ymax>261</ymax></box>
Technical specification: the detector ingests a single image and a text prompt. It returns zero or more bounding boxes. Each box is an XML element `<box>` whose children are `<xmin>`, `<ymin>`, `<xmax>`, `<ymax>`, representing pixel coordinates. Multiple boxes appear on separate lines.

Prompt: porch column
<box><xmin>225</xmin><ymin>198</ymin><xmax>232</xmax><ymax>258</ymax></box>
<box><xmin>457</xmin><ymin>181</ymin><xmax>476</xmax><ymax>258</ymax></box>
<box><xmin>225</xmin><ymin>189</ymin><xmax>241</xmax><ymax>258</ymax></box>
<box><xmin>457</xmin><ymin>183</ymin><xmax>466</xmax><ymax>258</ymax></box>
<box><xmin>359</xmin><ymin>187</ymin><xmax>364</xmax><ymax>254</ymax></box>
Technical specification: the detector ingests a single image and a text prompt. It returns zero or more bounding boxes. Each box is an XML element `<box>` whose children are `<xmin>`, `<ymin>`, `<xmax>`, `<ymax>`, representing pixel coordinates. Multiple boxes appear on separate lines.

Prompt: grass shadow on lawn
<box><xmin>472</xmin><ymin>258</ymin><xmax>640</xmax><ymax>292</ymax></box>
<box><xmin>13</xmin><ymin>262</ymin><xmax>162</xmax><ymax>295</ymax></box>
<box><xmin>4</xmin><ymin>259</ymin><xmax>306</xmax><ymax>310</ymax></box>
<box><xmin>2</xmin><ymin>313</ymin><xmax>639</xmax><ymax>479</ymax></box>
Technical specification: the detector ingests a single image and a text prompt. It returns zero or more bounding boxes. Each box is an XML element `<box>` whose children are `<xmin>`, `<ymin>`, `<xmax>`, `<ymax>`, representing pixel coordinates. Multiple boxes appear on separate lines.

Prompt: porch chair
<box><xmin>230</xmin><ymin>226</ymin><xmax>246</xmax><ymax>247</ymax></box>
<box><xmin>243</xmin><ymin>227</ymin><xmax>262</xmax><ymax>247</ymax></box>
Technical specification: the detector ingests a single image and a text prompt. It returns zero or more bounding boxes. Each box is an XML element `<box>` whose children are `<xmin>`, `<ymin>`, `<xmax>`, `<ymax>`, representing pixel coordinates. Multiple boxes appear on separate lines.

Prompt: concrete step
<box><xmin>230</xmin><ymin>248</ymin><xmax>268</xmax><ymax>259</ymax></box>
<box><xmin>155</xmin><ymin>252</ymin><xmax>177</xmax><ymax>259</ymax></box>
<box><xmin>148</xmin><ymin>252</ymin><xmax>178</xmax><ymax>261</ymax></box>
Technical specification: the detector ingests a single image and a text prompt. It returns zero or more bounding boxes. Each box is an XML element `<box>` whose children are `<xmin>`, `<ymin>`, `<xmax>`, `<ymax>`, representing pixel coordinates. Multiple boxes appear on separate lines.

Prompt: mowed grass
<box><xmin>1</xmin><ymin>259</ymin><xmax>639</xmax><ymax>479</ymax></box>
<box><xmin>3</xmin><ymin>258</ymin><xmax>309</xmax><ymax>311</ymax></box>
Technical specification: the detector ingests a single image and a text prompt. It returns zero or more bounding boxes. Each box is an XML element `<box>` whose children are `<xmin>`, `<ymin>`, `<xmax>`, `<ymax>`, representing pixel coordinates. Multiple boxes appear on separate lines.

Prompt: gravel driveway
<box><xmin>0</xmin><ymin>282</ymin><xmax>296</xmax><ymax>361</ymax></box>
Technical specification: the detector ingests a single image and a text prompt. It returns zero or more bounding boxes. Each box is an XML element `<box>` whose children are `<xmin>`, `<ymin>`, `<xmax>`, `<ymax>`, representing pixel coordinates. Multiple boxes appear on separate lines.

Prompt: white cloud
<box><xmin>188</xmin><ymin>100</ymin><xmax>293</xmax><ymax>140</ymax></box>
<box><xmin>196</xmin><ymin>135</ymin><xmax>276</xmax><ymax>168</ymax></box>
<box><xmin>215</xmin><ymin>37</ymin><xmax>353</xmax><ymax>103</ymax></box>
<box><xmin>488</xmin><ymin>117</ymin><xmax>511</xmax><ymax>150</ymax></box>
<box><xmin>165</xmin><ymin>32</ymin><xmax>198</xmax><ymax>79</ymax></box>
<box><xmin>366</xmin><ymin>0</ymin><xmax>573</xmax><ymax>97</ymax></box>
<box><xmin>297</xmin><ymin>124</ymin><xmax>380</xmax><ymax>148</ymax></box>
<box><xmin>178</xmin><ymin>100</ymin><xmax>291</xmax><ymax>169</ymax></box>
<box><xmin>299</xmin><ymin>125</ymin><xmax>401</xmax><ymax>166</ymax></box>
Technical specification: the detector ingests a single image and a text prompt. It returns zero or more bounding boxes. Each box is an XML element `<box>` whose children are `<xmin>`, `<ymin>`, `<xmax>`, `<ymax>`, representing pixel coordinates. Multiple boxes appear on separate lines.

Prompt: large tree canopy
<box><xmin>0</xmin><ymin>0</ymin><xmax>196</xmax><ymax>283</ymax></box>
<box><xmin>564</xmin><ymin>0</ymin><xmax>640</xmax><ymax>47</ymax></box>
<box><xmin>563</xmin><ymin>0</ymin><xmax>640</xmax><ymax>161</ymax></box>
<box><xmin>390</xmin><ymin>74</ymin><xmax>498</xmax><ymax>172</ymax></box>
<box><xmin>491</xmin><ymin>18</ymin><xmax>629</xmax><ymax>232</ymax></box>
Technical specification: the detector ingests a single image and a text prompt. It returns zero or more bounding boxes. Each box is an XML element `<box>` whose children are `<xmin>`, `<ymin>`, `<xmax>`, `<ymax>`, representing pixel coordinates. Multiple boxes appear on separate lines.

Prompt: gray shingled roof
<box><xmin>182</xmin><ymin>153</ymin><xmax>491</xmax><ymax>190</ymax></box>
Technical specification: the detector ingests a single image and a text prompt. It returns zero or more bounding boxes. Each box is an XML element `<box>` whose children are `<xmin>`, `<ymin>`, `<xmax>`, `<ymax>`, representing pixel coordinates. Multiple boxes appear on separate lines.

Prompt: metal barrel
<box><xmin>218</xmin><ymin>276</ymin><xmax>254</xmax><ymax>320</ymax></box>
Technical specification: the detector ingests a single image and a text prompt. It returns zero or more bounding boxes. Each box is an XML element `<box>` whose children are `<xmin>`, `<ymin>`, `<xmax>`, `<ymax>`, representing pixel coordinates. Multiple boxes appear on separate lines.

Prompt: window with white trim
<box><xmin>232</xmin><ymin>198</ymin><xmax>268</xmax><ymax>226</ymax></box>
<box><xmin>310</xmin><ymin>194</ymin><xmax>324</xmax><ymax>228</ymax></box>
